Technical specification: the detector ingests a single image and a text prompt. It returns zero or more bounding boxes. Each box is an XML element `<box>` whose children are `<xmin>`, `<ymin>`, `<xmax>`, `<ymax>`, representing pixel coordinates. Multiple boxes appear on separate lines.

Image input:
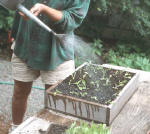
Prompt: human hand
<box><xmin>30</xmin><ymin>3</ymin><xmax>45</xmax><ymax>17</ymax></box>
<box><xmin>19</xmin><ymin>3</ymin><xmax>45</xmax><ymax>20</ymax></box>
<box><xmin>19</xmin><ymin>11</ymin><xmax>28</xmax><ymax>20</ymax></box>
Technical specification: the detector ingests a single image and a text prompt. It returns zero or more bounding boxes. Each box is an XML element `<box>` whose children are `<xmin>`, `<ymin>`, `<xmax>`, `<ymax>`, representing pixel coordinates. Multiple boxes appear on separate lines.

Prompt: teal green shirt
<box><xmin>11</xmin><ymin>0</ymin><xmax>90</xmax><ymax>70</ymax></box>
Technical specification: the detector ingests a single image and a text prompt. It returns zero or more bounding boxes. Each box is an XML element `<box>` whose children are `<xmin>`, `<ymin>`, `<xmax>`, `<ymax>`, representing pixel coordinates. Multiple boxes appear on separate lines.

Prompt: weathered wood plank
<box><xmin>111</xmin><ymin>81</ymin><xmax>150</xmax><ymax>134</ymax></box>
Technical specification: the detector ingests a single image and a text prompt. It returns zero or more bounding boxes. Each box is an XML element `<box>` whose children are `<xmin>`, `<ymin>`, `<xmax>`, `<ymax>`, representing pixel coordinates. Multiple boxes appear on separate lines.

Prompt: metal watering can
<box><xmin>0</xmin><ymin>0</ymin><xmax>66</xmax><ymax>40</ymax></box>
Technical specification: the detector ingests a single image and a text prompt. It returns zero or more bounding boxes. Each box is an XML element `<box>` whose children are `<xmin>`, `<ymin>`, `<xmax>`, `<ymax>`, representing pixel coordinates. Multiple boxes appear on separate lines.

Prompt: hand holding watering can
<box><xmin>0</xmin><ymin>0</ymin><xmax>66</xmax><ymax>40</ymax></box>
<box><xmin>19</xmin><ymin>3</ymin><xmax>44</xmax><ymax>20</ymax></box>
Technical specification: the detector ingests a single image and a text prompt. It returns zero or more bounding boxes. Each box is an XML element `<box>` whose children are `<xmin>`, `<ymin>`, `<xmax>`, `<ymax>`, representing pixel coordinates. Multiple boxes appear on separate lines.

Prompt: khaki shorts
<box><xmin>11</xmin><ymin>54</ymin><xmax>75</xmax><ymax>85</ymax></box>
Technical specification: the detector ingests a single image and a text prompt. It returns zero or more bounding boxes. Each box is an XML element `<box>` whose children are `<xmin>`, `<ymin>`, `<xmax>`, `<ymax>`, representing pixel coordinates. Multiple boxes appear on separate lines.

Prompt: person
<box><xmin>9</xmin><ymin>0</ymin><xmax>90</xmax><ymax>133</ymax></box>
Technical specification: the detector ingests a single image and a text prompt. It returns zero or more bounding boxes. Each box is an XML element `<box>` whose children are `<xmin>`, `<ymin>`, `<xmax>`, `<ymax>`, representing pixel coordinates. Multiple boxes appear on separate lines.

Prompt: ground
<box><xmin>0</xmin><ymin>49</ymin><xmax>45</xmax><ymax>133</ymax></box>
<box><xmin>0</xmin><ymin>34</ymin><xmax>150</xmax><ymax>134</ymax></box>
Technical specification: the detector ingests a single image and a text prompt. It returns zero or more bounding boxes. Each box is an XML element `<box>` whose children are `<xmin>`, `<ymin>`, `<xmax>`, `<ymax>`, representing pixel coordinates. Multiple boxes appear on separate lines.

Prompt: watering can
<box><xmin>0</xmin><ymin>0</ymin><xmax>65</xmax><ymax>40</ymax></box>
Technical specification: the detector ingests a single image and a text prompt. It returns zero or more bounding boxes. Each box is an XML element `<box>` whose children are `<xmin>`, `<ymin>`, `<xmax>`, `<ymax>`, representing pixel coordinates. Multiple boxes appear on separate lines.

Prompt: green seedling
<box><xmin>105</xmin><ymin>78</ymin><xmax>110</xmax><ymax>86</ymax></box>
<box><xmin>91</xmin><ymin>96</ymin><xmax>98</xmax><ymax>101</ymax></box>
<box><xmin>118</xmin><ymin>80</ymin><xmax>127</xmax><ymax>86</ymax></box>
<box><xmin>83</xmin><ymin>72</ymin><xmax>88</xmax><ymax>79</ymax></box>
<box><xmin>95</xmin><ymin>80</ymin><xmax>100</xmax><ymax>88</ymax></box>
<box><xmin>65</xmin><ymin>121</ymin><xmax>111</xmax><ymax>134</ymax></box>
<box><xmin>54</xmin><ymin>89</ymin><xmax>62</xmax><ymax>96</ymax></box>
<box><xmin>124</xmin><ymin>72</ymin><xmax>132</xmax><ymax>79</ymax></box>
<box><xmin>100</xmin><ymin>77</ymin><xmax>106</xmax><ymax>81</ymax></box>
<box><xmin>114</xmin><ymin>70</ymin><xmax>119</xmax><ymax>75</ymax></box>
<box><xmin>80</xmin><ymin>92</ymin><xmax>88</xmax><ymax>97</ymax></box>
<box><xmin>72</xmin><ymin>79</ymin><xmax>87</xmax><ymax>91</ymax></box>
<box><xmin>105</xmin><ymin>99</ymin><xmax>112</xmax><ymax>105</ymax></box>
<box><xmin>113</xmin><ymin>79</ymin><xmax>127</xmax><ymax>90</ymax></box>
<box><xmin>90</xmin><ymin>81</ymin><xmax>95</xmax><ymax>85</ymax></box>
<box><xmin>70</xmin><ymin>91</ymin><xmax>79</xmax><ymax>96</ymax></box>
<box><xmin>95</xmin><ymin>88</ymin><xmax>101</xmax><ymax>91</ymax></box>
<box><xmin>71</xmin><ymin>72</ymin><xmax>76</xmax><ymax>80</ymax></box>
<box><xmin>90</xmin><ymin>80</ymin><xmax>100</xmax><ymax>88</ymax></box>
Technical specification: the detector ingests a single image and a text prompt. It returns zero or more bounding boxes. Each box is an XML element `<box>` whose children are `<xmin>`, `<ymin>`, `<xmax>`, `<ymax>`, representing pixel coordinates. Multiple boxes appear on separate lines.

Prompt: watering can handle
<box><xmin>17</xmin><ymin>4</ymin><xmax>56</xmax><ymax>35</ymax></box>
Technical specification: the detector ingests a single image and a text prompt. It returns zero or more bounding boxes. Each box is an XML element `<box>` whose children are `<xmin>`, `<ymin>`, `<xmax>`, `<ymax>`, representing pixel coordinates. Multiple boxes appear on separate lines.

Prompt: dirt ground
<box><xmin>0</xmin><ymin>115</ymin><xmax>11</xmax><ymax>134</ymax></box>
<box><xmin>36</xmin><ymin>109</ymin><xmax>80</xmax><ymax>126</ymax></box>
<box><xmin>0</xmin><ymin>48</ymin><xmax>11</xmax><ymax>134</ymax></box>
<box><xmin>0</xmin><ymin>50</ymin><xmax>44</xmax><ymax>134</ymax></box>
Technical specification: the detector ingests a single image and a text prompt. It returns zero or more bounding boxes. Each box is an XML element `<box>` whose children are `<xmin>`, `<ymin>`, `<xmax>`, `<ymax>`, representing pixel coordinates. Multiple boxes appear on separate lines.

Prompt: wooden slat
<box><xmin>111</xmin><ymin>81</ymin><xmax>150</xmax><ymax>134</ymax></box>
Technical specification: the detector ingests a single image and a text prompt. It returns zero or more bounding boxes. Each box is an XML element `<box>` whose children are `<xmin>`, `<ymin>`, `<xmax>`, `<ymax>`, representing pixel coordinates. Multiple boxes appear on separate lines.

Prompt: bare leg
<box><xmin>44</xmin><ymin>85</ymin><xmax>53</xmax><ymax>108</ymax></box>
<box><xmin>12</xmin><ymin>80</ymin><xmax>33</xmax><ymax>125</ymax></box>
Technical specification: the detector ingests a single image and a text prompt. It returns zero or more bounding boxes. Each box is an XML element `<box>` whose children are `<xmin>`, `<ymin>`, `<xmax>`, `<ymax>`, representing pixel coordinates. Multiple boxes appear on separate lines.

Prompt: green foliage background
<box><xmin>0</xmin><ymin>6</ymin><xmax>14</xmax><ymax>32</ymax></box>
<box><xmin>77</xmin><ymin>0</ymin><xmax>150</xmax><ymax>42</ymax></box>
<box><xmin>104</xmin><ymin>41</ymin><xmax>150</xmax><ymax>71</ymax></box>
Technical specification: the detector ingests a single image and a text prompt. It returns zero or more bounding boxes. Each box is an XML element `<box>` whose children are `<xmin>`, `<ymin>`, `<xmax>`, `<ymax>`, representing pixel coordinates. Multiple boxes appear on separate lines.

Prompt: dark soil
<box><xmin>52</xmin><ymin>64</ymin><xmax>135</xmax><ymax>105</ymax></box>
<box><xmin>46</xmin><ymin>124</ymin><xmax>68</xmax><ymax>134</ymax></box>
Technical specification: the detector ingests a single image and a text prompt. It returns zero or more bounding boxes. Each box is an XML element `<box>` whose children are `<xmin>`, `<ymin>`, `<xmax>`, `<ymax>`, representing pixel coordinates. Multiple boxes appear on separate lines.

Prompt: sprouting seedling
<box><xmin>72</xmin><ymin>79</ymin><xmax>86</xmax><ymax>91</ymax></box>
<box><xmin>102</xmin><ymin>77</ymin><xmax>110</xmax><ymax>86</ymax></box>
<box><xmin>100</xmin><ymin>71</ymin><xmax>107</xmax><ymax>81</ymax></box>
<box><xmin>70</xmin><ymin>91</ymin><xmax>79</xmax><ymax>96</ymax></box>
<box><xmin>69</xmin><ymin>79</ymin><xmax>72</xmax><ymax>85</ymax></box>
<box><xmin>101</xmin><ymin>69</ymin><xmax>107</xmax><ymax>80</ymax></box>
<box><xmin>80</xmin><ymin>92</ymin><xmax>88</xmax><ymax>97</ymax></box>
<box><xmin>112</xmin><ymin>92</ymin><xmax>119</xmax><ymax>97</ymax></box>
<box><xmin>90</xmin><ymin>80</ymin><xmax>100</xmax><ymax>88</ymax></box>
<box><xmin>73</xmin><ymin>80</ymin><xmax>81</xmax><ymax>86</ymax></box>
<box><xmin>71</xmin><ymin>72</ymin><xmax>76</xmax><ymax>80</ymax></box>
<box><xmin>112</xmin><ymin>86</ymin><xmax>118</xmax><ymax>90</ymax></box>
<box><xmin>83</xmin><ymin>72</ymin><xmax>88</xmax><ymax>79</ymax></box>
<box><xmin>100</xmin><ymin>77</ymin><xmax>106</xmax><ymax>81</ymax></box>
<box><xmin>113</xmin><ymin>79</ymin><xmax>127</xmax><ymax>89</ymax></box>
<box><xmin>90</xmin><ymin>81</ymin><xmax>95</xmax><ymax>85</ymax></box>
<box><xmin>91</xmin><ymin>96</ymin><xmax>98</xmax><ymax>101</ymax></box>
<box><xmin>95</xmin><ymin>88</ymin><xmax>101</xmax><ymax>91</ymax></box>
<box><xmin>78</xmin><ymin>79</ymin><xmax>86</xmax><ymax>90</ymax></box>
<box><xmin>105</xmin><ymin>78</ymin><xmax>110</xmax><ymax>86</ymax></box>
<box><xmin>95</xmin><ymin>80</ymin><xmax>100</xmax><ymax>88</ymax></box>
<box><xmin>114</xmin><ymin>70</ymin><xmax>119</xmax><ymax>75</ymax></box>
<box><xmin>90</xmin><ymin>65</ymin><xmax>97</xmax><ymax>73</ymax></box>
<box><xmin>106</xmin><ymin>99</ymin><xmax>112</xmax><ymax>105</ymax></box>
<box><xmin>118</xmin><ymin>80</ymin><xmax>127</xmax><ymax>86</ymax></box>
<box><xmin>124</xmin><ymin>72</ymin><xmax>132</xmax><ymax>79</ymax></box>
<box><xmin>54</xmin><ymin>89</ymin><xmax>62</xmax><ymax>96</ymax></box>
<box><xmin>69</xmin><ymin>72</ymin><xmax>78</xmax><ymax>85</ymax></box>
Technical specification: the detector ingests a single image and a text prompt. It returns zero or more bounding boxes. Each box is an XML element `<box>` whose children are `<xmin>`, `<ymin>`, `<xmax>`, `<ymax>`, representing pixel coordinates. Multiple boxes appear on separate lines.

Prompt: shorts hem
<box><xmin>13</xmin><ymin>77</ymin><xmax>37</xmax><ymax>83</ymax></box>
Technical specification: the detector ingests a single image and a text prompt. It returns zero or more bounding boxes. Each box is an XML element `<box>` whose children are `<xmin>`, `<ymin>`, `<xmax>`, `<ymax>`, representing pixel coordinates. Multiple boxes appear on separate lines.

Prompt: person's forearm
<box><xmin>42</xmin><ymin>5</ymin><xmax>63</xmax><ymax>22</ymax></box>
<box><xmin>20</xmin><ymin>3</ymin><xmax>63</xmax><ymax>23</ymax></box>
